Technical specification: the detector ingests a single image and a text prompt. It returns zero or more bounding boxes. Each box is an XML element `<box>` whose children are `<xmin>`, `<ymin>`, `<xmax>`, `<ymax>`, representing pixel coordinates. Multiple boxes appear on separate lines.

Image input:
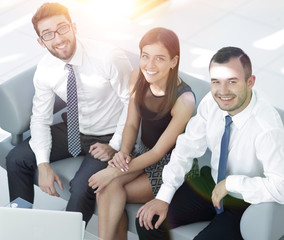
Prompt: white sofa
<box><xmin>1</xmin><ymin>52</ymin><xmax>284</xmax><ymax>240</ymax></box>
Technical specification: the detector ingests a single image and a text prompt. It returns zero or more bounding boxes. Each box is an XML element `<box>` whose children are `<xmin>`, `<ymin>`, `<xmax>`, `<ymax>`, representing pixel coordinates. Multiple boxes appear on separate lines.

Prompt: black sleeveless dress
<box><xmin>132</xmin><ymin>80</ymin><xmax>195</xmax><ymax>196</ymax></box>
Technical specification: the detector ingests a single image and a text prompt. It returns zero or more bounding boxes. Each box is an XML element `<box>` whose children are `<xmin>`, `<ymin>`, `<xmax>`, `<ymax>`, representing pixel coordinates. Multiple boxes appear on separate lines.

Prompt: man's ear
<box><xmin>37</xmin><ymin>38</ymin><xmax>46</xmax><ymax>48</ymax></box>
<box><xmin>72</xmin><ymin>22</ymin><xmax>77</xmax><ymax>34</ymax></box>
<box><xmin>248</xmin><ymin>75</ymin><xmax>256</xmax><ymax>88</ymax></box>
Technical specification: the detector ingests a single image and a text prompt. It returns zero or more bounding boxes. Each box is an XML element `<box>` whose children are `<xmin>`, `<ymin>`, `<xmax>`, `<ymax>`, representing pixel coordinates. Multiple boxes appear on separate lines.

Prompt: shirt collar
<box><xmin>225</xmin><ymin>90</ymin><xmax>256</xmax><ymax>129</ymax></box>
<box><xmin>68</xmin><ymin>39</ymin><xmax>83</xmax><ymax>67</ymax></box>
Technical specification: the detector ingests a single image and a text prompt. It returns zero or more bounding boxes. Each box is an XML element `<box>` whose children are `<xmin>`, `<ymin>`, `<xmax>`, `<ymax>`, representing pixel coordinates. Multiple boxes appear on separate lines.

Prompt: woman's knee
<box><xmin>96</xmin><ymin>180</ymin><xmax>125</xmax><ymax>204</ymax></box>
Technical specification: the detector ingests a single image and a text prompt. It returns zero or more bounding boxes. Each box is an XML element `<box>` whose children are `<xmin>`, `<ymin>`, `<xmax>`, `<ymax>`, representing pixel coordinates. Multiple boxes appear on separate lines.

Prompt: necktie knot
<box><xmin>66</xmin><ymin>63</ymin><xmax>73</xmax><ymax>72</ymax></box>
<box><xmin>225</xmin><ymin>115</ymin><xmax>233</xmax><ymax>127</ymax></box>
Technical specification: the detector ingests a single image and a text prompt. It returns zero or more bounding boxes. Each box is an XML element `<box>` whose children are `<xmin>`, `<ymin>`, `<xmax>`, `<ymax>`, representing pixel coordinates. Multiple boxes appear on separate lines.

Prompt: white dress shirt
<box><xmin>157</xmin><ymin>90</ymin><xmax>284</xmax><ymax>205</ymax></box>
<box><xmin>29</xmin><ymin>38</ymin><xmax>132</xmax><ymax>165</ymax></box>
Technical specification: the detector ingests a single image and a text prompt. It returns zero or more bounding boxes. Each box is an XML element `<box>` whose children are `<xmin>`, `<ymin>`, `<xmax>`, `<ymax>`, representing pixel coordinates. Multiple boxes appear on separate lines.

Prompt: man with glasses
<box><xmin>6</xmin><ymin>2</ymin><xmax>132</xmax><ymax>225</ymax></box>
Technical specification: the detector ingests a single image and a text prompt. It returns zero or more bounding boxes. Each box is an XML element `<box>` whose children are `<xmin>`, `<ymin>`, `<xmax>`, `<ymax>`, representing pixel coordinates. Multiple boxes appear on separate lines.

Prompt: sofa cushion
<box><xmin>34</xmin><ymin>156</ymin><xmax>84</xmax><ymax>201</ymax></box>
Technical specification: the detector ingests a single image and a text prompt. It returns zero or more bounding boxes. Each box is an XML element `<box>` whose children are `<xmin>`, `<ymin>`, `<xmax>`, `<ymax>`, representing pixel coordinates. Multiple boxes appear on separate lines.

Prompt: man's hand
<box><xmin>38</xmin><ymin>163</ymin><xmax>63</xmax><ymax>197</ymax></box>
<box><xmin>89</xmin><ymin>143</ymin><xmax>116</xmax><ymax>161</ymax></box>
<box><xmin>108</xmin><ymin>151</ymin><xmax>132</xmax><ymax>172</ymax></box>
<box><xmin>211</xmin><ymin>179</ymin><xmax>228</xmax><ymax>210</ymax></box>
<box><xmin>136</xmin><ymin>199</ymin><xmax>169</xmax><ymax>230</ymax></box>
<box><xmin>88</xmin><ymin>167</ymin><xmax>116</xmax><ymax>193</ymax></box>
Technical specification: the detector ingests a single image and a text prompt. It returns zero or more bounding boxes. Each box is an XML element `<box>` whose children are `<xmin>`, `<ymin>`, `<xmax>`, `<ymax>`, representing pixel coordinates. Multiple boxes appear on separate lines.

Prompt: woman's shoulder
<box><xmin>173</xmin><ymin>78</ymin><xmax>196</xmax><ymax>109</ymax></box>
<box><xmin>171</xmin><ymin>82</ymin><xmax>195</xmax><ymax>117</ymax></box>
<box><xmin>177</xmin><ymin>79</ymin><xmax>195</xmax><ymax>99</ymax></box>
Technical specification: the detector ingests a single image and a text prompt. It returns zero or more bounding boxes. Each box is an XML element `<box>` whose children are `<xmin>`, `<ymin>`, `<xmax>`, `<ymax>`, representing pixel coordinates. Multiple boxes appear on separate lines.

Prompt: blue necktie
<box><xmin>66</xmin><ymin>64</ymin><xmax>81</xmax><ymax>157</ymax></box>
<box><xmin>216</xmin><ymin>115</ymin><xmax>233</xmax><ymax>214</ymax></box>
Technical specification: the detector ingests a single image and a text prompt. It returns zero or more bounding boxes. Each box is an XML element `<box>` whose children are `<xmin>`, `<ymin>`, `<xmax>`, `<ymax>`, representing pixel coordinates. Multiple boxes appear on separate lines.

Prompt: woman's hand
<box><xmin>108</xmin><ymin>151</ymin><xmax>132</xmax><ymax>172</ymax></box>
<box><xmin>88</xmin><ymin>168</ymin><xmax>116</xmax><ymax>193</ymax></box>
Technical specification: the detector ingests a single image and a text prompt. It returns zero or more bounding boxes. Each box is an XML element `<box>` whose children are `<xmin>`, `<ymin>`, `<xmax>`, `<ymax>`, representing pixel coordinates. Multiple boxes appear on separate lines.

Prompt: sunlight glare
<box><xmin>0</xmin><ymin>0</ymin><xmax>24</xmax><ymax>10</ymax></box>
<box><xmin>77</xmin><ymin>0</ymin><xmax>134</xmax><ymax>21</ymax></box>
<box><xmin>253</xmin><ymin>28</ymin><xmax>284</xmax><ymax>50</ymax></box>
<box><xmin>190</xmin><ymin>47</ymin><xmax>214</xmax><ymax>68</ymax></box>
<box><xmin>105</xmin><ymin>31</ymin><xmax>135</xmax><ymax>41</ymax></box>
<box><xmin>0</xmin><ymin>14</ymin><xmax>32</xmax><ymax>38</ymax></box>
<box><xmin>0</xmin><ymin>54</ymin><xmax>23</xmax><ymax>64</ymax></box>
<box><xmin>138</xmin><ymin>18</ymin><xmax>155</xmax><ymax>26</ymax></box>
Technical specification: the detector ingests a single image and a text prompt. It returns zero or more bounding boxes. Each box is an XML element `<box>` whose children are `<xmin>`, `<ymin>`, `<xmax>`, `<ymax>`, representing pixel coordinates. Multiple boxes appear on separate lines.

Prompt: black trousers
<box><xmin>6</xmin><ymin>122</ymin><xmax>112</xmax><ymax>224</ymax></box>
<box><xmin>136</xmin><ymin>166</ymin><xmax>250</xmax><ymax>240</ymax></box>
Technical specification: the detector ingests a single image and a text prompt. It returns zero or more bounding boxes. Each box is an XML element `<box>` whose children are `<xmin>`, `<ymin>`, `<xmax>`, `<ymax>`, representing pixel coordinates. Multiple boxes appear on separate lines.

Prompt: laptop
<box><xmin>0</xmin><ymin>207</ymin><xmax>86</xmax><ymax>240</ymax></box>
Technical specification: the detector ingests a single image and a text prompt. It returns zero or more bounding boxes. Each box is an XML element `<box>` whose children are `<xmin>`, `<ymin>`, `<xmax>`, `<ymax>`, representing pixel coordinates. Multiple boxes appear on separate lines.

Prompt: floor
<box><xmin>0</xmin><ymin>0</ymin><xmax>284</xmax><ymax>239</ymax></box>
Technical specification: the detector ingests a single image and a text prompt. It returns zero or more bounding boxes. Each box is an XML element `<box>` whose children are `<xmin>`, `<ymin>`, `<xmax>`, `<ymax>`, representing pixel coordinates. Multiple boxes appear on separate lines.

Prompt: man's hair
<box><xmin>32</xmin><ymin>2</ymin><xmax>72</xmax><ymax>36</ymax></box>
<box><xmin>209</xmin><ymin>47</ymin><xmax>252</xmax><ymax>80</ymax></box>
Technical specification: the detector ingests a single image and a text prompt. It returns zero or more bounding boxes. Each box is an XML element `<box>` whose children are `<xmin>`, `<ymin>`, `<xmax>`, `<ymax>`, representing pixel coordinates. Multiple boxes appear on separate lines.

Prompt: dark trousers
<box><xmin>136</xmin><ymin>166</ymin><xmax>250</xmax><ymax>240</ymax></box>
<box><xmin>6</xmin><ymin>122</ymin><xmax>111</xmax><ymax>224</ymax></box>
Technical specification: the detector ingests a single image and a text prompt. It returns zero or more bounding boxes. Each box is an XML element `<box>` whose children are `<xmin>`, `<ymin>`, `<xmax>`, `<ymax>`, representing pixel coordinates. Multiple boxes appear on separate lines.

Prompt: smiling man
<box><xmin>6</xmin><ymin>2</ymin><xmax>132</xmax><ymax>225</ymax></box>
<box><xmin>136</xmin><ymin>47</ymin><xmax>284</xmax><ymax>240</ymax></box>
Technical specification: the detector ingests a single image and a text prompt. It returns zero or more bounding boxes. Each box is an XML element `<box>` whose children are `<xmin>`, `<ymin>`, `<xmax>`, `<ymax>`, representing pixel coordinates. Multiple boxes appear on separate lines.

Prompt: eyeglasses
<box><xmin>40</xmin><ymin>24</ymin><xmax>71</xmax><ymax>41</ymax></box>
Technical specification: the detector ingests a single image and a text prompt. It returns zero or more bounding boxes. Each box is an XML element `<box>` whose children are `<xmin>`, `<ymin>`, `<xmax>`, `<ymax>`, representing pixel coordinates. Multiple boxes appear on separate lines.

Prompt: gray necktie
<box><xmin>66</xmin><ymin>64</ymin><xmax>81</xmax><ymax>157</ymax></box>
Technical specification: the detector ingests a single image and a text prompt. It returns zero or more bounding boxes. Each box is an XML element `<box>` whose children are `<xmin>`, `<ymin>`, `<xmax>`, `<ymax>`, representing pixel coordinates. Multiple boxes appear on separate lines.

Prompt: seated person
<box><xmin>136</xmin><ymin>46</ymin><xmax>284</xmax><ymax>240</ymax></box>
<box><xmin>88</xmin><ymin>27</ymin><xmax>196</xmax><ymax>240</ymax></box>
<box><xmin>6</xmin><ymin>2</ymin><xmax>132</xmax><ymax>225</ymax></box>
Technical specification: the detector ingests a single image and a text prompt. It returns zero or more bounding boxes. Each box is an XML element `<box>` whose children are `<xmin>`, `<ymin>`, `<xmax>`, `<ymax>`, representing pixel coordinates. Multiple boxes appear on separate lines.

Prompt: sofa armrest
<box><xmin>0</xmin><ymin>66</ymin><xmax>66</xmax><ymax>146</ymax></box>
<box><xmin>240</xmin><ymin>202</ymin><xmax>284</xmax><ymax>240</ymax></box>
<box><xmin>0</xmin><ymin>66</ymin><xmax>36</xmax><ymax>145</ymax></box>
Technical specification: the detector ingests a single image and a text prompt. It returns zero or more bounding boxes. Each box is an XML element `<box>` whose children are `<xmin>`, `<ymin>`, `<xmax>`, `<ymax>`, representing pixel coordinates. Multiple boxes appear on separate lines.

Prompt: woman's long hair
<box><xmin>132</xmin><ymin>27</ymin><xmax>180</xmax><ymax>118</ymax></box>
